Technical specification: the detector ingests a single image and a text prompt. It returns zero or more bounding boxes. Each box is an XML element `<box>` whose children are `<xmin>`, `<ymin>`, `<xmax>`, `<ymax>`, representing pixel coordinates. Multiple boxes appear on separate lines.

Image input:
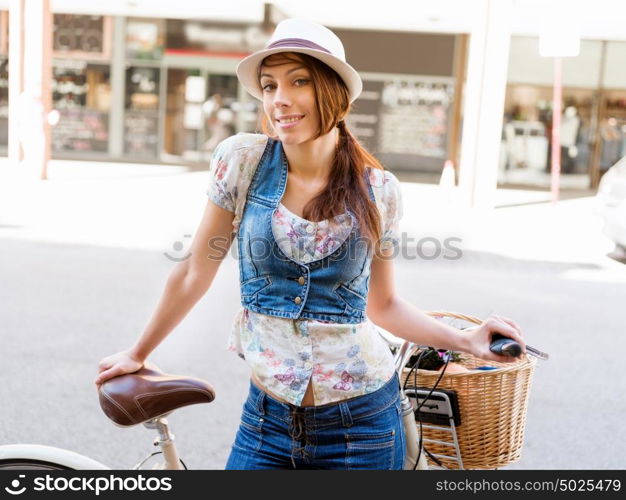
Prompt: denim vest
<box><xmin>237</xmin><ymin>138</ymin><xmax>376</xmax><ymax>324</ymax></box>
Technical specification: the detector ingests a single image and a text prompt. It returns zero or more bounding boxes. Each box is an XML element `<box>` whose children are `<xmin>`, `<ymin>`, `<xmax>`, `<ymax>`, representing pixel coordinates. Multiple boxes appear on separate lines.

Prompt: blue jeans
<box><xmin>225</xmin><ymin>373</ymin><xmax>405</xmax><ymax>470</ymax></box>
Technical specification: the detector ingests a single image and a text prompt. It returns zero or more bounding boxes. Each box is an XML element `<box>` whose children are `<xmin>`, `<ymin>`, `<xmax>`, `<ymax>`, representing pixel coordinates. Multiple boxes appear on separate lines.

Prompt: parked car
<box><xmin>595</xmin><ymin>156</ymin><xmax>626</xmax><ymax>255</ymax></box>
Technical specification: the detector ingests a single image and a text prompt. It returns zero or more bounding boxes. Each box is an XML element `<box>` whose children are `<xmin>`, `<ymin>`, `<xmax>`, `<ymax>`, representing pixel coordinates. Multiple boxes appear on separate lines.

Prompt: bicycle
<box><xmin>0</xmin><ymin>313</ymin><xmax>539</xmax><ymax>470</ymax></box>
<box><xmin>0</xmin><ymin>347</ymin><xmax>427</xmax><ymax>470</ymax></box>
<box><xmin>0</xmin><ymin>361</ymin><xmax>214</xmax><ymax>470</ymax></box>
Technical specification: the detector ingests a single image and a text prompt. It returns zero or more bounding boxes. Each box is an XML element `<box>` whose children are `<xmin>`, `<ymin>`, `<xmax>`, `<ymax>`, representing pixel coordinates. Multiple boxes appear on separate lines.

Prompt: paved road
<box><xmin>1</xmin><ymin>235</ymin><xmax>625</xmax><ymax>469</ymax></box>
<box><xmin>1</xmin><ymin>162</ymin><xmax>624</xmax><ymax>469</ymax></box>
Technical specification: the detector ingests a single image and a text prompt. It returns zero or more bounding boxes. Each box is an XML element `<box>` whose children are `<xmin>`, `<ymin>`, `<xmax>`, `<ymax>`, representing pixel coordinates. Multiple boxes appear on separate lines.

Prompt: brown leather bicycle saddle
<box><xmin>98</xmin><ymin>363</ymin><xmax>215</xmax><ymax>426</ymax></box>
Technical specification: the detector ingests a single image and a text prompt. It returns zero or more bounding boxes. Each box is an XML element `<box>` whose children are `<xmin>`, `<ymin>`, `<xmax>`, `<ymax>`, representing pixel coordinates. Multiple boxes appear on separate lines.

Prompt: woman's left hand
<box><xmin>463</xmin><ymin>314</ymin><xmax>526</xmax><ymax>363</ymax></box>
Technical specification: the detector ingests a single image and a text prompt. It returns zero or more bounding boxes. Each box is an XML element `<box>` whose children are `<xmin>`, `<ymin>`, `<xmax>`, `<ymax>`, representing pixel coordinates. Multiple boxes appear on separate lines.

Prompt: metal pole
<box><xmin>551</xmin><ymin>56</ymin><xmax>562</xmax><ymax>203</ymax></box>
<box><xmin>16</xmin><ymin>0</ymin><xmax>51</xmax><ymax>179</ymax></box>
<box><xmin>108</xmin><ymin>17</ymin><xmax>126</xmax><ymax>159</ymax></box>
<box><xmin>8</xmin><ymin>0</ymin><xmax>25</xmax><ymax>166</ymax></box>
<box><xmin>41</xmin><ymin>0</ymin><xmax>52</xmax><ymax>180</ymax></box>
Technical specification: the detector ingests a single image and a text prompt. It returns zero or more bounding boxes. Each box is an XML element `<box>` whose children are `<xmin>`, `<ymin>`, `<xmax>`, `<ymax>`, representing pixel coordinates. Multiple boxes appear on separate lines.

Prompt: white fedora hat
<box><xmin>236</xmin><ymin>19</ymin><xmax>363</xmax><ymax>103</ymax></box>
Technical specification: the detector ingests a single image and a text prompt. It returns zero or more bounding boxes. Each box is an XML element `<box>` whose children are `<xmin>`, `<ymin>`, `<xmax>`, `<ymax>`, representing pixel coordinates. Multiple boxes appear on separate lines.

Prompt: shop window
<box><xmin>124</xmin><ymin>66</ymin><xmax>160</xmax><ymax>159</ymax></box>
<box><xmin>51</xmin><ymin>61</ymin><xmax>111</xmax><ymax>153</ymax></box>
<box><xmin>600</xmin><ymin>43</ymin><xmax>626</xmax><ymax>175</ymax></box>
<box><xmin>126</xmin><ymin>18</ymin><xmax>165</xmax><ymax>61</ymax></box>
<box><xmin>500</xmin><ymin>84</ymin><xmax>596</xmax><ymax>187</ymax></box>
<box><xmin>0</xmin><ymin>58</ymin><xmax>7</xmax><ymax>147</ymax></box>
<box><xmin>53</xmin><ymin>15</ymin><xmax>111</xmax><ymax>61</ymax></box>
<box><xmin>599</xmin><ymin>93</ymin><xmax>626</xmax><ymax>175</ymax></box>
<box><xmin>0</xmin><ymin>11</ymin><xmax>8</xmax><ymax>148</ymax></box>
<box><xmin>163</xmin><ymin>71</ymin><xmax>248</xmax><ymax>162</ymax></box>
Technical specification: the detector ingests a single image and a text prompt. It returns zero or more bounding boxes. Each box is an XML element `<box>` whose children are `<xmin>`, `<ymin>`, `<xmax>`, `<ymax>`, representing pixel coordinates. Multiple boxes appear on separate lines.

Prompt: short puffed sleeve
<box><xmin>367</xmin><ymin>168</ymin><xmax>404</xmax><ymax>251</ymax></box>
<box><xmin>206</xmin><ymin>133</ymin><xmax>269</xmax><ymax>231</ymax></box>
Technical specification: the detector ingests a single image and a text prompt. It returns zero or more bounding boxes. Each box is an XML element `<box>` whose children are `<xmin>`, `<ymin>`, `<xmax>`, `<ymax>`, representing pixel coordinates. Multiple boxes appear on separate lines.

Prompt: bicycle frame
<box><xmin>389</xmin><ymin>331</ymin><xmax>468</xmax><ymax>470</ymax></box>
<box><xmin>388</xmin><ymin>332</ymin><xmax>430</xmax><ymax>470</ymax></box>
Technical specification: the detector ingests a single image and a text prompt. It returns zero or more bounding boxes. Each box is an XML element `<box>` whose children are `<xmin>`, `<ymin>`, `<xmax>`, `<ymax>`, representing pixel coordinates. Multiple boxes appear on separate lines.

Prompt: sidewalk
<box><xmin>0</xmin><ymin>158</ymin><xmax>623</xmax><ymax>280</ymax></box>
<box><xmin>400</xmin><ymin>181</ymin><xmax>618</xmax><ymax>266</ymax></box>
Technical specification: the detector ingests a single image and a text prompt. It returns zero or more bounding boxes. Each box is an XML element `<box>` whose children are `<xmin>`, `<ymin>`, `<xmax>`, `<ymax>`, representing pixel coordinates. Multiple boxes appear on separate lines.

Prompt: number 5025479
<box><xmin>558</xmin><ymin>479</ymin><xmax>621</xmax><ymax>492</ymax></box>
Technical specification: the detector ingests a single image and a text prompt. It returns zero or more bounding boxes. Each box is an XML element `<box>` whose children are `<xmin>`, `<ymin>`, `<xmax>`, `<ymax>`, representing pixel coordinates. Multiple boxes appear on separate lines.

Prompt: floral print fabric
<box><xmin>206</xmin><ymin>133</ymin><xmax>403</xmax><ymax>406</ymax></box>
<box><xmin>272</xmin><ymin>203</ymin><xmax>354</xmax><ymax>264</ymax></box>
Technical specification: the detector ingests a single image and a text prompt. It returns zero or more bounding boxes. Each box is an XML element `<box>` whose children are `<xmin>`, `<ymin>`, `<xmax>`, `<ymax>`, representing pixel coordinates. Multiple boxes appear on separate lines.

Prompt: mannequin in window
<box><xmin>599</xmin><ymin>117</ymin><xmax>623</xmax><ymax>172</ymax></box>
<box><xmin>560</xmin><ymin>106</ymin><xmax>580</xmax><ymax>174</ymax></box>
<box><xmin>202</xmin><ymin>94</ymin><xmax>236</xmax><ymax>154</ymax></box>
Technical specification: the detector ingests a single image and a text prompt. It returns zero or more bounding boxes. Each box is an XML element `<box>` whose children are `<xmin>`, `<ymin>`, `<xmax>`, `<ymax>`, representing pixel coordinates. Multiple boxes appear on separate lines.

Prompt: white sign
<box><xmin>184</xmin><ymin>103</ymin><xmax>203</xmax><ymax>130</ymax></box>
<box><xmin>185</xmin><ymin>76</ymin><xmax>206</xmax><ymax>103</ymax></box>
<box><xmin>539</xmin><ymin>3</ymin><xmax>581</xmax><ymax>57</ymax></box>
<box><xmin>539</xmin><ymin>30</ymin><xmax>580</xmax><ymax>57</ymax></box>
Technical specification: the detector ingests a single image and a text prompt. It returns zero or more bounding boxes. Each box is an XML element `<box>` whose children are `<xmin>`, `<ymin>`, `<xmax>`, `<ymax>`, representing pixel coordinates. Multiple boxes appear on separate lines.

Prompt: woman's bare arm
<box><xmin>366</xmin><ymin>248</ymin><xmax>526</xmax><ymax>363</ymax></box>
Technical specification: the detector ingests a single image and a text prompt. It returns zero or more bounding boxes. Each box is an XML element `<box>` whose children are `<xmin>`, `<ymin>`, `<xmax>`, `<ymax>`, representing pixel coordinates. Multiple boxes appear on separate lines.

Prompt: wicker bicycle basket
<box><xmin>402</xmin><ymin>311</ymin><xmax>537</xmax><ymax>469</ymax></box>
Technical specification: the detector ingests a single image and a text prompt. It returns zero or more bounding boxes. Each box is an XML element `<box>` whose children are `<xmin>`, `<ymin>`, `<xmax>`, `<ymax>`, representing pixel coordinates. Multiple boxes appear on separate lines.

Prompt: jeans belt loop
<box><xmin>255</xmin><ymin>388</ymin><xmax>266</xmax><ymax>416</ymax></box>
<box><xmin>339</xmin><ymin>401</ymin><xmax>353</xmax><ymax>428</ymax></box>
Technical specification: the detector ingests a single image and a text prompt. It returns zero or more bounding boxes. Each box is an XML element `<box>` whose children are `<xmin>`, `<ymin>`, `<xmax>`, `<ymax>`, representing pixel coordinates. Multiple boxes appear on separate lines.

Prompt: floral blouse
<box><xmin>206</xmin><ymin>133</ymin><xmax>403</xmax><ymax>406</ymax></box>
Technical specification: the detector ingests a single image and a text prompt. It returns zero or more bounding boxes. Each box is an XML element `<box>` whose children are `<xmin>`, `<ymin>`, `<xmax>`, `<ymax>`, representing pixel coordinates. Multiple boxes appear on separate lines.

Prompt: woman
<box><xmin>95</xmin><ymin>19</ymin><xmax>525</xmax><ymax>470</ymax></box>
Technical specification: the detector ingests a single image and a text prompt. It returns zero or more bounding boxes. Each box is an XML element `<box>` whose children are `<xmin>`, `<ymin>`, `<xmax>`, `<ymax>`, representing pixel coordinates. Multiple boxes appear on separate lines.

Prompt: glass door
<box><xmin>124</xmin><ymin>66</ymin><xmax>160</xmax><ymax>159</ymax></box>
<box><xmin>163</xmin><ymin>67</ymin><xmax>203</xmax><ymax>161</ymax></box>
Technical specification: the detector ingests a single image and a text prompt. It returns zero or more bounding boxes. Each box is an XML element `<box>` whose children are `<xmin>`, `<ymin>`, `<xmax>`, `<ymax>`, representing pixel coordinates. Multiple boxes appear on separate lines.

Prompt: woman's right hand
<box><xmin>95</xmin><ymin>350</ymin><xmax>144</xmax><ymax>388</ymax></box>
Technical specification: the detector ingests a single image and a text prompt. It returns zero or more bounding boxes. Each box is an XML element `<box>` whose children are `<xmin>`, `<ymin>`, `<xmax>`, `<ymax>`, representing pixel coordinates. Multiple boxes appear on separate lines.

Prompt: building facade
<box><xmin>0</xmin><ymin>13</ymin><xmax>463</xmax><ymax>180</ymax></box>
<box><xmin>1</xmin><ymin>10</ymin><xmax>625</xmax><ymax>191</ymax></box>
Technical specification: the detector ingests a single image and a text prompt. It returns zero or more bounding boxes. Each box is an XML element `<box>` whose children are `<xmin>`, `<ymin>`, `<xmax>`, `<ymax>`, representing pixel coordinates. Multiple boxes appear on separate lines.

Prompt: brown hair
<box><xmin>259</xmin><ymin>52</ymin><xmax>384</xmax><ymax>253</ymax></box>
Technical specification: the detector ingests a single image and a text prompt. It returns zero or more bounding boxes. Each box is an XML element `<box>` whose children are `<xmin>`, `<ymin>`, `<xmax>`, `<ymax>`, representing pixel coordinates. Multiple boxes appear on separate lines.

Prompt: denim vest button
<box><xmin>294</xmin><ymin>296</ymin><xmax>302</xmax><ymax>305</ymax></box>
<box><xmin>298</xmin><ymin>276</ymin><xmax>305</xmax><ymax>285</ymax></box>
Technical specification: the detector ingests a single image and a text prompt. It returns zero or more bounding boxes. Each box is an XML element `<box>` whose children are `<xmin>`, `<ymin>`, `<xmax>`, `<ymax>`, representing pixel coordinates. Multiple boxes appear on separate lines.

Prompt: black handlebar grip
<box><xmin>489</xmin><ymin>333</ymin><xmax>522</xmax><ymax>357</ymax></box>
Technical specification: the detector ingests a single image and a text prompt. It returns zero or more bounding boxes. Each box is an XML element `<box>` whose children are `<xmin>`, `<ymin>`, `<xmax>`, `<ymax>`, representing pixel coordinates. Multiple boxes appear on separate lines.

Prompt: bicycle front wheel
<box><xmin>0</xmin><ymin>444</ymin><xmax>110</xmax><ymax>470</ymax></box>
<box><xmin>0</xmin><ymin>458</ymin><xmax>73</xmax><ymax>470</ymax></box>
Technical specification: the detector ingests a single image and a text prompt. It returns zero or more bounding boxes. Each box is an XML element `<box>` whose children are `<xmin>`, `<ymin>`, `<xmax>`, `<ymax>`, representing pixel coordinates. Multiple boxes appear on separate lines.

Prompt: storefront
<box><xmin>501</xmin><ymin>36</ymin><xmax>626</xmax><ymax>189</ymax></box>
<box><xmin>0</xmin><ymin>13</ymin><xmax>266</xmax><ymax>164</ymax></box>
<box><xmin>3</xmin><ymin>11</ymin><xmax>625</xmax><ymax>186</ymax></box>
<box><xmin>132</xmin><ymin>20</ymin><xmax>461</xmax><ymax>171</ymax></box>
<box><xmin>0</xmin><ymin>13</ymin><xmax>463</xmax><ymax>174</ymax></box>
<box><xmin>50</xmin><ymin>15</ymin><xmax>113</xmax><ymax>155</ymax></box>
